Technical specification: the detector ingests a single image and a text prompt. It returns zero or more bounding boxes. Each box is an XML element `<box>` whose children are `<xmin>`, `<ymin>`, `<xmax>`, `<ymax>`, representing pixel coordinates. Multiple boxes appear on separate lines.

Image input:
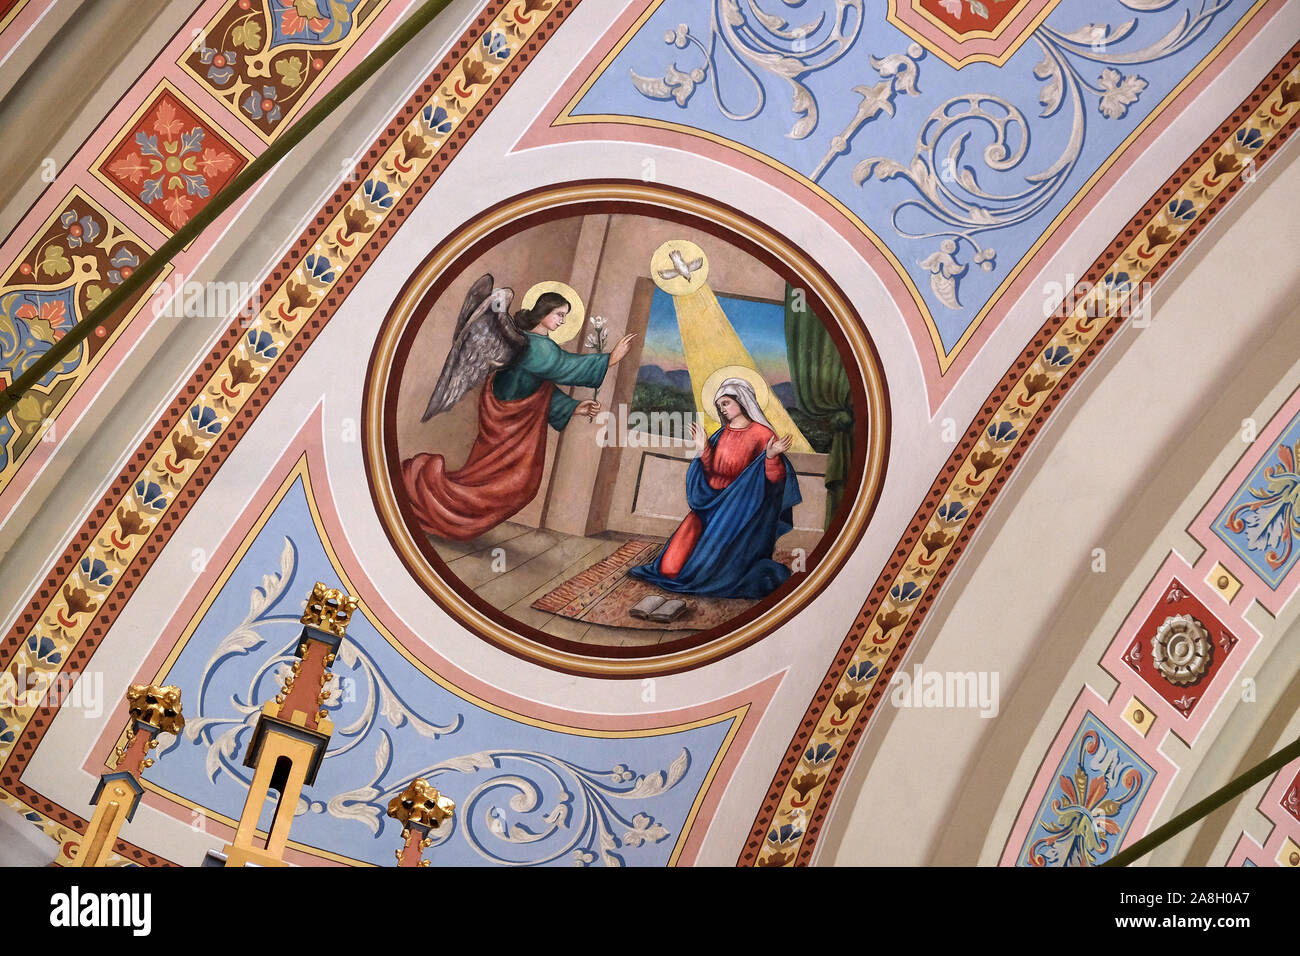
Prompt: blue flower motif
<box><xmin>1234</xmin><ymin>128</ymin><xmax>1263</xmax><ymax>151</ymax></box>
<box><xmin>1102</xmin><ymin>270</ymin><xmax>1130</xmax><ymax>293</ymax></box>
<box><xmin>26</xmin><ymin>634</ymin><xmax>61</xmax><ymax>666</ymax></box>
<box><xmin>422</xmin><ymin>104</ymin><xmax>452</xmax><ymax>136</ymax></box>
<box><xmin>181</xmin><ymin>173</ymin><xmax>208</xmax><ymax>198</ymax></box>
<box><xmin>937</xmin><ymin>501</ymin><xmax>969</xmax><ymax>523</ymax></box>
<box><xmin>362</xmin><ymin>178</ymin><xmax>394</xmax><ymax>209</ymax></box>
<box><xmin>134</xmin><ymin>131</ymin><xmax>162</xmax><ymax>161</ymax></box>
<box><xmin>78</xmin><ymin>558</ymin><xmax>113</xmax><ymax>589</ymax></box>
<box><xmin>241</xmin><ymin>86</ymin><xmax>282</xmax><ymax>125</ymax></box>
<box><xmin>134</xmin><ymin>480</ymin><xmax>167</xmax><ymax>511</ymax></box>
<box><xmin>1221</xmin><ymin>439</ymin><xmax>1300</xmax><ymax>581</ymax></box>
<box><xmin>0</xmin><ymin>718</ymin><xmax>13</xmax><ymax>746</ymax></box>
<box><xmin>987</xmin><ymin>421</ymin><xmax>1019</xmax><ymax>443</ymax></box>
<box><xmin>890</xmin><ymin>581</ymin><xmax>922</xmax><ymax>603</ymax></box>
<box><xmin>768</xmin><ymin>823</ymin><xmax>804</xmax><ymax>845</ymax></box>
<box><xmin>304</xmin><ymin>253</ymin><xmax>335</xmax><ymax>284</ymax></box>
<box><xmin>482</xmin><ymin>30</ymin><xmax>510</xmax><ymax>61</ymax></box>
<box><xmin>60</xmin><ymin>210</ymin><xmax>101</xmax><ymax>248</ymax></box>
<box><xmin>804</xmin><ymin>742</ymin><xmax>837</xmax><ymax>765</ymax></box>
<box><xmin>1044</xmin><ymin>345</ymin><xmax>1073</xmax><ymax>368</ymax></box>
<box><xmin>179</xmin><ymin>126</ymin><xmax>205</xmax><ymax>159</ymax></box>
<box><xmin>107</xmin><ymin>247</ymin><xmax>139</xmax><ymax>285</ymax></box>
<box><xmin>1167</xmin><ymin>198</ymin><xmax>1196</xmax><ymax>222</ymax></box>
<box><xmin>247</xmin><ymin>329</ymin><xmax>278</xmax><ymax>359</ymax></box>
<box><xmin>189</xmin><ymin>404</ymin><xmax>222</xmax><ymax>436</ymax></box>
<box><xmin>846</xmin><ymin>660</ymin><xmax>879</xmax><ymax>684</ymax></box>
<box><xmin>198</xmin><ymin>45</ymin><xmax>237</xmax><ymax>86</ymax></box>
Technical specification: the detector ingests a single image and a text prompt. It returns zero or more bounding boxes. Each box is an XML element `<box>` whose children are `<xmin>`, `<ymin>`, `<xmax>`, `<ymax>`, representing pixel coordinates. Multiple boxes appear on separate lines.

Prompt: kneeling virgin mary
<box><xmin>630</xmin><ymin>371</ymin><xmax>802</xmax><ymax>599</ymax></box>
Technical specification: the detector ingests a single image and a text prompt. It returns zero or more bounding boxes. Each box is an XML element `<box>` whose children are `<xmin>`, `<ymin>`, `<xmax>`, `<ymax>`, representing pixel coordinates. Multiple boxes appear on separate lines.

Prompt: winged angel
<box><xmin>401</xmin><ymin>274</ymin><xmax>636</xmax><ymax>541</ymax></box>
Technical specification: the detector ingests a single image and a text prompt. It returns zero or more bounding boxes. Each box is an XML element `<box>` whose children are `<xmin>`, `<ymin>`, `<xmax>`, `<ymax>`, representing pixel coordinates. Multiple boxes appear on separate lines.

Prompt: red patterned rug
<box><xmin>532</xmin><ymin>541</ymin><xmax>788</xmax><ymax>631</ymax></box>
<box><xmin>532</xmin><ymin>540</ymin><xmax>661</xmax><ymax>616</ymax></box>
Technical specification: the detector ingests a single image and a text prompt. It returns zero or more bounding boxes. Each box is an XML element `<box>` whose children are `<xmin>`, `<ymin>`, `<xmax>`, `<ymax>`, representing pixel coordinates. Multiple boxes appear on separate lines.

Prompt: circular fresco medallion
<box><xmin>364</xmin><ymin>183</ymin><xmax>889</xmax><ymax>676</ymax></box>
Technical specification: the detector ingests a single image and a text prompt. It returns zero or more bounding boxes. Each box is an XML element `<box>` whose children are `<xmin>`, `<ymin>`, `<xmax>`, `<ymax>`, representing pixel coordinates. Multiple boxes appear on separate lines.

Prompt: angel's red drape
<box><xmin>401</xmin><ymin>377</ymin><xmax>554</xmax><ymax>541</ymax></box>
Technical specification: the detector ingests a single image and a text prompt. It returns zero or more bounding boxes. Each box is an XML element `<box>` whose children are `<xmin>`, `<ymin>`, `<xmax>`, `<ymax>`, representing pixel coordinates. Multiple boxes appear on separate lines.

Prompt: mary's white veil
<box><xmin>713</xmin><ymin>377</ymin><xmax>773</xmax><ymax>430</ymax></box>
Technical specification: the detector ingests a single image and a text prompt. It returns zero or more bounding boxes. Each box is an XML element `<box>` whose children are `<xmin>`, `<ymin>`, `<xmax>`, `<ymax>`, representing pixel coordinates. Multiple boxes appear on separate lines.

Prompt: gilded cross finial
<box><xmin>300</xmin><ymin>581</ymin><xmax>358</xmax><ymax>637</ymax></box>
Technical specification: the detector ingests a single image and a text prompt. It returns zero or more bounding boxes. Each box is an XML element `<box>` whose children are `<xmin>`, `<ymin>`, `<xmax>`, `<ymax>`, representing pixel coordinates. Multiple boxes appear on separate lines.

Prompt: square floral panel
<box><xmin>93</xmin><ymin>82</ymin><xmax>249</xmax><ymax>236</ymax></box>
<box><xmin>1211</xmin><ymin>409</ymin><xmax>1300</xmax><ymax>590</ymax></box>
<box><xmin>1017</xmin><ymin>711</ymin><xmax>1155</xmax><ymax>867</ymax></box>
<box><xmin>1119</xmin><ymin>578</ymin><xmax>1238</xmax><ymax>720</ymax></box>
<box><xmin>179</xmin><ymin>0</ymin><xmax>390</xmax><ymax>143</ymax></box>
<box><xmin>0</xmin><ymin>189</ymin><xmax>157</xmax><ymax>488</ymax></box>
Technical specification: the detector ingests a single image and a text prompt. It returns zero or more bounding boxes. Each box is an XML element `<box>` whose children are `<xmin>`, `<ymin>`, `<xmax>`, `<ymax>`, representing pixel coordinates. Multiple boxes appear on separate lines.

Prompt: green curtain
<box><xmin>784</xmin><ymin>283</ymin><xmax>853</xmax><ymax>528</ymax></box>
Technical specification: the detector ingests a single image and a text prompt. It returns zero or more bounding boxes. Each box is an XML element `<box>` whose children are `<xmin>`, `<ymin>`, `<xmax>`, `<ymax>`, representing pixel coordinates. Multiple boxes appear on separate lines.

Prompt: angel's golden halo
<box><xmin>520</xmin><ymin>281</ymin><xmax>584</xmax><ymax>344</ymax></box>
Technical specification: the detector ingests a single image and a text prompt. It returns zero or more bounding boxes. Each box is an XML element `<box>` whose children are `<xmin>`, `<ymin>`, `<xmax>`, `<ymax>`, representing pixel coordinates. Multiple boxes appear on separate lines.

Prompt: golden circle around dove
<box><xmin>651</xmin><ymin>239</ymin><xmax>709</xmax><ymax>295</ymax></box>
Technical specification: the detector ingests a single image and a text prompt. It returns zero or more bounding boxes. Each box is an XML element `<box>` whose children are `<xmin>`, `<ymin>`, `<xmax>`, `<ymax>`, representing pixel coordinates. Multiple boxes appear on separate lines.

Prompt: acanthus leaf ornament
<box><xmin>851</xmin><ymin>0</ymin><xmax>1230</xmax><ymax>309</ymax></box>
<box><xmin>630</xmin><ymin>1</ymin><xmax>865</xmax><ymax>138</ymax></box>
<box><xmin>177</xmin><ymin>538</ymin><xmax>695</xmax><ymax>866</ymax></box>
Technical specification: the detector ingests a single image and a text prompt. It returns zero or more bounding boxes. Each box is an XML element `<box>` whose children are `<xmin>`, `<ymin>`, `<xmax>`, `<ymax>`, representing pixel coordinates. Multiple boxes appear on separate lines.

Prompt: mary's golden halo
<box><xmin>699</xmin><ymin>365</ymin><xmax>772</xmax><ymax>424</ymax></box>
<box><xmin>520</xmin><ymin>281</ymin><xmax>584</xmax><ymax>343</ymax></box>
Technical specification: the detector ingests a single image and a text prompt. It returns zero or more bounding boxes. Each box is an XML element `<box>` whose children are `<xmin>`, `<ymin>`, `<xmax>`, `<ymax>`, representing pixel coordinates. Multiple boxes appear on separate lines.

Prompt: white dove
<box><xmin>657</xmin><ymin>248</ymin><xmax>704</xmax><ymax>282</ymax></box>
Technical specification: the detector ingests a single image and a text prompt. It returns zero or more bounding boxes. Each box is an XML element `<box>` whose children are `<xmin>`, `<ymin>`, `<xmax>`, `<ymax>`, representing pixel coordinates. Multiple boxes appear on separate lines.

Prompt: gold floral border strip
<box><xmin>746</xmin><ymin>56</ymin><xmax>1300</xmax><ymax>866</ymax></box>
<box><xmin>0</xmin><ymin>0</ymin><xmax>570</xmax><ymax>866</ymax></box>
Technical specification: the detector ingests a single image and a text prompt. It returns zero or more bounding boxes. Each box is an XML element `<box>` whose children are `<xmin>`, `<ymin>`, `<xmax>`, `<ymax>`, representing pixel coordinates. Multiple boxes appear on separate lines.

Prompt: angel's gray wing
<box><xmin>420</xmin><ymin>286</ymin><xmax>522</xmax><ymax>421</ymax></box>
<box><xmin>454</xmin><ymin>274</ymin><xmax>494</xmax><ymax>339</ymax></box>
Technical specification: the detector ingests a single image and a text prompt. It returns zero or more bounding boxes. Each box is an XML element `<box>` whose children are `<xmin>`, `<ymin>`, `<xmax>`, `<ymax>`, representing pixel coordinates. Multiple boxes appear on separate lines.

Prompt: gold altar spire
<box><xmin>216</xmin><ymin>581</ymin><xmax>355</xmax><ymax>868</ymax></box>
<box><xmin>73</xmin><ymin>683</ymin><xmax>184</xmax><ymax>867</ymax></box>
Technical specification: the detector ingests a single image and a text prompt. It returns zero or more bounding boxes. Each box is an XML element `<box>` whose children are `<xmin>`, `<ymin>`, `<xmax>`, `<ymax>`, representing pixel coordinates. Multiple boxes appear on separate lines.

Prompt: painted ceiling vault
<box><xmin>0</xmin><ymin>0</ymin><xmax>1297</xmax><ymax>869</ymax></box>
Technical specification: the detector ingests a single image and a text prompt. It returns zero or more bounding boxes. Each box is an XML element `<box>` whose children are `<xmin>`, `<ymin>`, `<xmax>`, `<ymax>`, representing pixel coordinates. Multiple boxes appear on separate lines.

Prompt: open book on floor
<box><xmin>629</xmin><ymin>594</ymin><xmax>689</xmax><ymax>623</ymax></box>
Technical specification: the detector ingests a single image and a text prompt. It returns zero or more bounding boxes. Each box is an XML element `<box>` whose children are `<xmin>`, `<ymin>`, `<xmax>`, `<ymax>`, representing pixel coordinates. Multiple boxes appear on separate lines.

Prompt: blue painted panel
<box><xmin>1213</xmin><ymin>412</ymin><xmax>1300</xmax><ymax>589</ymax></box>
<box><xmin>148</xmin><ymin>476</ymin><xmax>735</xmax><ymax>866</ymax></box>
<box><xmin>1018</xmin><ymin>711</ymin><xmax>1154</xmax><ymax>866</ymax></box>
<box><xmin>572</xmin><ymin>0</ymin><xmax>1251</xmax><ymax>353</ymax></box>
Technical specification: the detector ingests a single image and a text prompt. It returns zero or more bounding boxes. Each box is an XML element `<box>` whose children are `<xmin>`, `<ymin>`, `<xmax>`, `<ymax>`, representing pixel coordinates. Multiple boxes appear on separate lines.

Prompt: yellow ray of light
<box><xmin>671</xmin><ymin>284</ymin><xmax>814</xmax><ymax>453</ymax></box>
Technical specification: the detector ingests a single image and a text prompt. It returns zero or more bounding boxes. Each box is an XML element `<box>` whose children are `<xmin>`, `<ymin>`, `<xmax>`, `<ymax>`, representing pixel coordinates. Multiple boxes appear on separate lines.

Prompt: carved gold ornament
<box><xmin>1151</xmin><ymin>614</ymin><xmax>1212</xmax><ymax>686</ymax></box>
<box><xmin>126</xmin><ymin>683</ymin><xmax>185</xmax><ymax>735</ymax></box>
<box><xmin>300</xmin><ymin>581</ymin><xmax>358</xmax><ymax>637</ymax></box>
<box><xmin>387</xmin><ymin>778</ymin><xmax>456</xmax><ymax>829</ymax></box>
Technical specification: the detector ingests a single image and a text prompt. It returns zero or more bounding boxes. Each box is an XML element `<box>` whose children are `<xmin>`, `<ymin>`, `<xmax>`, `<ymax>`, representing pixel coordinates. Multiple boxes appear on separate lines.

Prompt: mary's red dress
<box><xmin>658</xmin><ymin>422</ymin><xmax>785</xmax><ymax>576</ymax></box>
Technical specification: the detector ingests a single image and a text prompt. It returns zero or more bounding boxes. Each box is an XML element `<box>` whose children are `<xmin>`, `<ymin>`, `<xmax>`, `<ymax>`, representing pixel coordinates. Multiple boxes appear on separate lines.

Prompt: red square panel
<box><xmin>1282</xmin><ymin>769</ymin><xmax>1300</xmax><ymax>825</ymax></box>
<box><xmin>96</xmin><ymin>87</ymin><xmax>247</xmax><ymax>235</ymax></box>
<box><xmin>1121</xmin><ymin>578</ymin><xmax>1238</xmax><ymax>718</ymax></box>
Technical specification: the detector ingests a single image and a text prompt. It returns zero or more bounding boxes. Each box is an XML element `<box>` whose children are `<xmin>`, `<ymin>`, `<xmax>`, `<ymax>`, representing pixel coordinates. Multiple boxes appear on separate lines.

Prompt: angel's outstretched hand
<box><xmin>609</xmin><ymin>333</ymin><xmax>637</xmax><ymax>366</ymax></box>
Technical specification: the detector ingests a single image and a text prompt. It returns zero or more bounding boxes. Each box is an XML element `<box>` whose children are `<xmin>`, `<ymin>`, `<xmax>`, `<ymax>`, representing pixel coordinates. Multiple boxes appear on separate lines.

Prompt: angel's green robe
<box><xmin>492</xmin><ymin>333</ymin><xmax>610</xmax><ymax>430</ymax></box>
